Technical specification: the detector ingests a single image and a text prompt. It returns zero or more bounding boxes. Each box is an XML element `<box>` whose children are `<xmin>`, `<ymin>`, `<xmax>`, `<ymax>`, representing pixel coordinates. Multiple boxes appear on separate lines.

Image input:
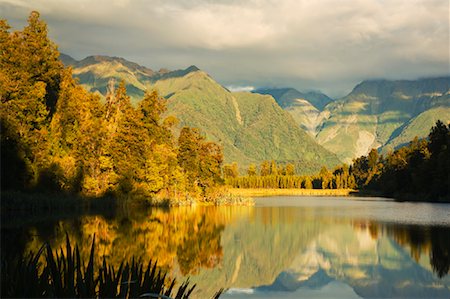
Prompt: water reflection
<box><xmin>1</xmin><ymin>197</ymin><xmax>449</xmax><ymax>298</ymax></box>
<box><xmin>381</xmin><ymin>224</ymin><xmax>450</xmax><ymax>279</ymax></box>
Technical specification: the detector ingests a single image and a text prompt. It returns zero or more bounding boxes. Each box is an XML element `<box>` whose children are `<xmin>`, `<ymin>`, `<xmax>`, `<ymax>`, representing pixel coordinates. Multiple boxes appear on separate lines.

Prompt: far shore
<box><xmin>227</xmin><ymin>188</ymin><xmax>355</xmax><ymax>197</ymax></box>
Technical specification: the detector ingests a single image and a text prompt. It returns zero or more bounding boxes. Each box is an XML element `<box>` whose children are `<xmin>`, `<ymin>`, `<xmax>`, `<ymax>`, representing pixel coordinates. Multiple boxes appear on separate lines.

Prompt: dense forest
<box><xmin>353</xmin><ymin>120</ymin><xmax>449</xmax><ymax>202</ymax></box>
<box><xmin>224</xmin><ymin>161</ymin><xmax>357</xmax><ymax>190</ymax></box>
<box><xmin>226</xmin><ymin>121</ymin><xmax>449</xmax><ymax>202</ymax></box>
<box><xmin>0</xmin><ymin>12</ymin><xmax>223</xmax><ymax>204</ymax></box>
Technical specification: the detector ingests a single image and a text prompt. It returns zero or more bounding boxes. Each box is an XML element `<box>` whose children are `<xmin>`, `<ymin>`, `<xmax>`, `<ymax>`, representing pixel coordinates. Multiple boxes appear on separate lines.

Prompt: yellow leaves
<box><xmin>163</xmin><ymin>115</ymin><xmax>179</xmax><ymax>129</ymax></box>
<box><xmin>2</xmin><ymin>12</ymin><xmax>223</xmax><ymax>201</ymax></box>
<box><xmin>99</xmin><ymin>155</ymin><xmax>113</xmax><ymax>171</ymax></box>
<box><xmin>51</xmin><ymin>155</ymin><xmax>76</xmax><ymax>187</ymax></box>
<box><xmin>23</xmin><ymin>207</ymin><xmax>229</xmax><ymax>278</ymax></box>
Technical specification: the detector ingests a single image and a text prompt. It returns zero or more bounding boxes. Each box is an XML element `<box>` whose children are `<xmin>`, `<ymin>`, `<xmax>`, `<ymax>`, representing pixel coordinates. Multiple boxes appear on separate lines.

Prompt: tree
<box><xmin>303</xmin><ymin>177</ymin><xmax>313</xmax><ymax>189</ymax></box>
<box><xmin>1</xmin><ymin>12</ymin><xmax>63</xmax><ymax>187</ymax></box>
<box><xmin>270</xmin><ymin>160</ymin><xmax>278</xmax><ymax>175</ymax></box>
<box><xmin>224</xmin><ymin>162</ymin><xmax>239</xmax><ymax>178</ymax></box>
<box><xmin>178</xmin><ymin>127</ymin><xmax>202</xmax><ymax>179</ymax></box>
<box><xmin>319</xmin><ymin>166</ymin><xmax>332</xmax><ymax>189</ymax></box>
<box><xmin>177</xmin><ymin>127</ymin><xmax>224</xmax><ymax>195</ymax></box>
<box><xmin>260</xmin><ymin>161</ymin><xmax>270</xmax><ymax>176</ymax></box>
<box><xmin>198</xmin><ymin>141</ymin><xmax>223</xmax><ymax>190</ymax></box>
<box><xmin>247</xmin><ymin>164</ymin><xmax>257</xmax><ymax>176</ymax></box>
<box><xmin>285</xmin><ymin>163</ymin><xmax>295</xmax><ymax>176</ymax></box>
<box><xmin>138</xmin><ymin>90</ymin><xmax>172</xmax><ymax>144</ymax></box>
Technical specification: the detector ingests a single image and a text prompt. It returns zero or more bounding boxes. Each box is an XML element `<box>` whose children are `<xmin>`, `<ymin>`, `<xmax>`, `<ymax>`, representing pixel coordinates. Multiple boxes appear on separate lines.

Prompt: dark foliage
<box><xmin>1</xmin><ymin>235</ymin><xmax>223</xmax><ymax>298</ymax></box>
<box><xmin>352</xmin><ymin>120</ymin><xmax>449</xmax><ymax>202</ymax></box>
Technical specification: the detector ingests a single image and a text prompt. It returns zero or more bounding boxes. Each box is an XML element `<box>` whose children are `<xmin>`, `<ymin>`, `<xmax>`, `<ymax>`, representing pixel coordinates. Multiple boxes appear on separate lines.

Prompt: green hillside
<box><xmin>152</xmin><ymin>70</ymin><xmax>341</xmax><ymax>173</ymax></box>
<box><xmin>257</xmin><ymin>80</ymin><xmax>450</xmax><ymax>163</ymax></box>
<box><xmin>316</xmin><ymin>78</ymin><xmax>450</xmax><ymax>162</ymax></box>
<box><xmin>255</xmin><ymin>88</ymin><xmax>333</xmax><ymax>110</ymax></box>
<box><xmin>383</xmin><ymin>105</ymin><xmax>450</xmax><ymax>151</ymax></box>
<box><xmin>232</xmin><ymin>92</ymin><xmax>340</xmax><ymax>170</ymax></box>
<box><xmin>252</xmin><ymin>88</ymin><xmax>334</xmax><ymax>137</ymax></box>
<box><xmin>62</xmin><ymin>54</ymin><xmax>341</xmax><ymax>173</ymax></box>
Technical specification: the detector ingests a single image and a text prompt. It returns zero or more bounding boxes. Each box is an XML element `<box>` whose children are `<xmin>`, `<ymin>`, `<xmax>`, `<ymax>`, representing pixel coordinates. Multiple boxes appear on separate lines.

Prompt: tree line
<box><xmin>0</xmin><ymin>12</ymin><xmax>223</xmax><ymax>204</ymax></box>
<box><xmin>352</xmin><ymin>120</ymin><xmax>449</xmax><ymax>202</ymax></box>
<box><xmin>224</xmin><ymin>160</ymin><xmax>357</xmax><ymax>190</ymax></box>
<box><xmin>225</xmin><ymin>121</ymin><xmax>449</xmax><ymax>202</ymax></box>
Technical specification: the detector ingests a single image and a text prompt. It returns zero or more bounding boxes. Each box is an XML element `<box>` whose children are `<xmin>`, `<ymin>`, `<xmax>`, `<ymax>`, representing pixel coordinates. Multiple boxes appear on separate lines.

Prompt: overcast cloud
<box><xmin>1</xmin><ymin>0</ymin><xmax>449</xmax><ymax>97</ymax></box>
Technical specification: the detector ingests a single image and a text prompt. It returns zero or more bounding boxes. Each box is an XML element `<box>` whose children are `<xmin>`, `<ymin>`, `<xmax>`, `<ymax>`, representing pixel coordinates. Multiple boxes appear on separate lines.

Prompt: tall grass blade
<box><xmin>1</xmin><ymin>235</ymin><xmax>218</xmax><ymax>298</ymax></box>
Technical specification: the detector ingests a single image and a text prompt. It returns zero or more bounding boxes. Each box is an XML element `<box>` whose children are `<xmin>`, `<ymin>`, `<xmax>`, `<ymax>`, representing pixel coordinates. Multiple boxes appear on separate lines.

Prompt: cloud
<box><xmin>226</xmin><ymin>85</ymin><xmax>255</xmax><ymax>92</ymax></box>
<box><xmin>2</xmin><ymin>0</ymin><xmax>448</xmax><ymax>97</ymax></box>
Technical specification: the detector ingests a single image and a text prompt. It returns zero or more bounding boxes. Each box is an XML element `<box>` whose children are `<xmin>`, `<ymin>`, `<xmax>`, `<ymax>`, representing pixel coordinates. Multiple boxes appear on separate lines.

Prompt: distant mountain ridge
<box><xmin>60</xmin><ymin>54</ymin><xmax>201</xmax><ymax>104</ymax></box>
<box><xmin>61</xmin><ymin>53</ymin><xmax>340</xmax><ymax>172</ymax></box>
<box><xmin>316</xmin><ymin>76</ymin><xmax>450</xmax><ymax>162</ymax></box>
<box><xmin>253</xmin><ymin>88</ymin><xmax>334</xmax><ymax>137</ymax></box>
<box><xmin>255</xmin><ymin>88</ymin><xmax>333</xmax><ymax>110</ymax></box>
<box><xmin>61</xmin><ymin>53</ymin><xmax>449</xmax><ymax>165</ymax></box>
<box><xmin>254</xmin><ymin>78</ymin><xmax>450</xmax><ymax>163</ymax></box>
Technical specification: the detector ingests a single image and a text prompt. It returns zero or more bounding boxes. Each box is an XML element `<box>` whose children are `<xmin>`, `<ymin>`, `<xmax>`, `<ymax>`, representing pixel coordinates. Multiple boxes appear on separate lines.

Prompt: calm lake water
<box><xmin>2</xmin><ymin>196</ymin><xmax>450</xmax><ymax>298</ymax></box>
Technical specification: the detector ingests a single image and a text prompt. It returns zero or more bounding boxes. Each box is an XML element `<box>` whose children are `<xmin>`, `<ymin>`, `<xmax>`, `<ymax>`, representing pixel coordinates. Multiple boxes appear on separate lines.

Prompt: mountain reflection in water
<box><xmin>2</xmin><ymin>197</ymin><xmax>449</xmax><ymax>298</ymax></box>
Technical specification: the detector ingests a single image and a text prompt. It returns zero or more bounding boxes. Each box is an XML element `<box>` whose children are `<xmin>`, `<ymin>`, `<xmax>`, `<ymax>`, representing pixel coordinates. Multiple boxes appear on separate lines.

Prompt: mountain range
<box><xmin>61</xmin><ymin>54</ymin><xmax>340</xmax><ymax>173</ymax></box>
<box><xmin>61</xmin><ymin>53</ymin><xmax>450</xmax><ymax>167</ymax></box>
<box><xmin>259</xmin><ymin>78</ymin><xmax>450</xmax><ymax>163</ymax></box>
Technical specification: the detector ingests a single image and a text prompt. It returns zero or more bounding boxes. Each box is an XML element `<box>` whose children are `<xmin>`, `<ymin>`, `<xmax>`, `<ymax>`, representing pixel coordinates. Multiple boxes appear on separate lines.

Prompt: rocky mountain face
<box><xmin>255</xmin><ymin>88</ymin><xmax>333</xmax><ymax>110</ymax></box>
<box><xmin>258</xmin><ymin>78</ymin><xmax>450</xmax><ymax>163</ymax></box>
<box><xmin>61</xmin><ymin>54</ymin><xmax>340</xmax><ymax>173</ymax></box>
<box><xmin>253</xmin><ymin>88</ymin><xmax>333</xmax><ymax>137</ymax></box>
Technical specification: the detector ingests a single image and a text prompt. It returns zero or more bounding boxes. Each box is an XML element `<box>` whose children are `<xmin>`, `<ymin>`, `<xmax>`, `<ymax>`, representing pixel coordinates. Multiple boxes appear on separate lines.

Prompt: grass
<box><xmin>1</xmin><ymin>234</ymin><xmax>223</xmax><ymax>298</ymax></box>
<box><xmin>227</xmin><ymin>188</ymin><xmax>354</xmax><ymax>197</ymax></box>
<box><xmin>207</xmin><ymin>193</ymin><xmax>254</xmax><ymax>206</ymax></box>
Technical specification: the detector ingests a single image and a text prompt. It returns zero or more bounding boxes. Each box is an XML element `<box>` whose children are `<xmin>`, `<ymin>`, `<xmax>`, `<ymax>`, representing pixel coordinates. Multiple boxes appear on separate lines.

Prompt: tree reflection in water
<box><xmin>14</xmin><ymin>207</ymin><xmax>227</xmax><ymax>278</ymax></box>
<box><xmin>2</xmin><ymin>203</ymin><xmax>449</xmax><ymax>298</ymax></box>
<box><xmin>361</xmin><ymin>221</ymin><xmax>450</xmax><ymax>278</ymax></box>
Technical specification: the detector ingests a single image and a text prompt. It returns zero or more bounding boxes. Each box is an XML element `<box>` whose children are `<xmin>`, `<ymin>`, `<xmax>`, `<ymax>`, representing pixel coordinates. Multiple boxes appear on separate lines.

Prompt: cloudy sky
<box><xmin>2</xmin><ymin>0</ymin><xmax>449</xmax><ymax>97</ymax></box>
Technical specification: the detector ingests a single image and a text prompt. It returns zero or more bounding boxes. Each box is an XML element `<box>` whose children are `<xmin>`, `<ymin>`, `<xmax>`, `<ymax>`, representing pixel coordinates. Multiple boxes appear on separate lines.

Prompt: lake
<box><xmin>2</xmin><ymin>196</ymin><xmax>450</xmax><ymax>298</ymax></box>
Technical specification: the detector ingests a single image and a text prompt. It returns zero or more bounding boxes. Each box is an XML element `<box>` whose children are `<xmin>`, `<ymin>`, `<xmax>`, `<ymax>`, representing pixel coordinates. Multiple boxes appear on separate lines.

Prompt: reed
<box><xmin>1</xmin><ymin>234</ymin><xmax>223</xmax><ymax>298</ymax></box>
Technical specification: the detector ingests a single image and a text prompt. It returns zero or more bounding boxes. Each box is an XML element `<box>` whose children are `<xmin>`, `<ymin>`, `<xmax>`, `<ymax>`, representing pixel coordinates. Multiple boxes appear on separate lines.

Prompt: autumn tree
<box><xmin>247</xmin><ymin>164</ymin><xmax>257</xmax><ymax>176</ymax></box>
<box><xmin>285</xmin><ymin>163</ymin><xmax>295</xmax><ymax>176</ymax></box>
<box><xmin>1</xmin><ymin>12</ymin><xmax>63</xmax><ymax>188</ymax></box>
<box><xmin>260</xmin><ymin>161</ymin><xmax>270</xmax><ymax>176</ymax></box>
<box><xmin>223</xmin><ymin>162</ymin><xmax>239</xmax><ymax>178</ymax></box>
<box><xmin>178</xmin><ymin>127</ymin><xmax>224</xmax><ymax>195</ymax></box>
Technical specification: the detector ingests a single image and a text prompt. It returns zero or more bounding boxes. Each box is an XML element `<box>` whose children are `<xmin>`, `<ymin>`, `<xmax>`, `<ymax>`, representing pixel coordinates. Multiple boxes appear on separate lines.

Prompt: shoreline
<box><xmin>227</xmin><ymin>188</ymin><xmax>355</xmax><ymax>197</ymax></box>
<box><xmin>0</xmin><ymin>190</ymin><xmax>254</xmax><ymax>215</ymax></box>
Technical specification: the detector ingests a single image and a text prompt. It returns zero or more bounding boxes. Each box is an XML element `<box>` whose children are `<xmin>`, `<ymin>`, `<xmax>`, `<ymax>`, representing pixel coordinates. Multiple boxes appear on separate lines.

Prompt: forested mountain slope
<box><xmin>63</xmin><ymin>54</ymin><xmax>341</xmax><ymax>173</ymax></box>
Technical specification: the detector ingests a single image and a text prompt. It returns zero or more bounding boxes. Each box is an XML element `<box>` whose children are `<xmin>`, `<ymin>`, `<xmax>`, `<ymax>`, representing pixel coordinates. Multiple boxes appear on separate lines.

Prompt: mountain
<box><xmin>62</xmin><ymin>53</ymin><xmax>449</xmax><ymax>166</ymax></box>
<box><xmin>59</xmin><ymin>54</ymin><xmax>167</xmax><ymax>104</ymax></box>
<box><xmin>61</xmin><ymin>54</ymin><xmax>341</xmax><ymax>173</ymax></box>
<box><xmin>59</xmin><ymin>53</ymin><xmax>77</xmax><ymax>65</ymax></box>
<box><xmin>249</xmin><ymin>223</ymin><xmax>450</xmax><ymax>298</ymax></box>
<box><xmin>255</xmin><ymin>88</ymin><xmax>333</xmax><ymax>110</ymax></box>
<box><xmin>254</xmin><ymin>88</ymin><xmax>333</xmax><ymax>136</ymax></box>
<box><xmin>153</xmin><ymin>70</ymin><xmax>340</xmax><ymax>172</ymax></box>
<box><xmin>256</xmin><ymin>79</ymin><xmax>450</xmax><ymax>163</ymax></box>
<box><xmin>382</xmin><ymin>94</ymin><xmax>450</xmax><ymax>151</ymax></box>
<box><xmin>316</xmin><ymin>77</ymin><xmax>450</xmax><ymax>162</ymax></box>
